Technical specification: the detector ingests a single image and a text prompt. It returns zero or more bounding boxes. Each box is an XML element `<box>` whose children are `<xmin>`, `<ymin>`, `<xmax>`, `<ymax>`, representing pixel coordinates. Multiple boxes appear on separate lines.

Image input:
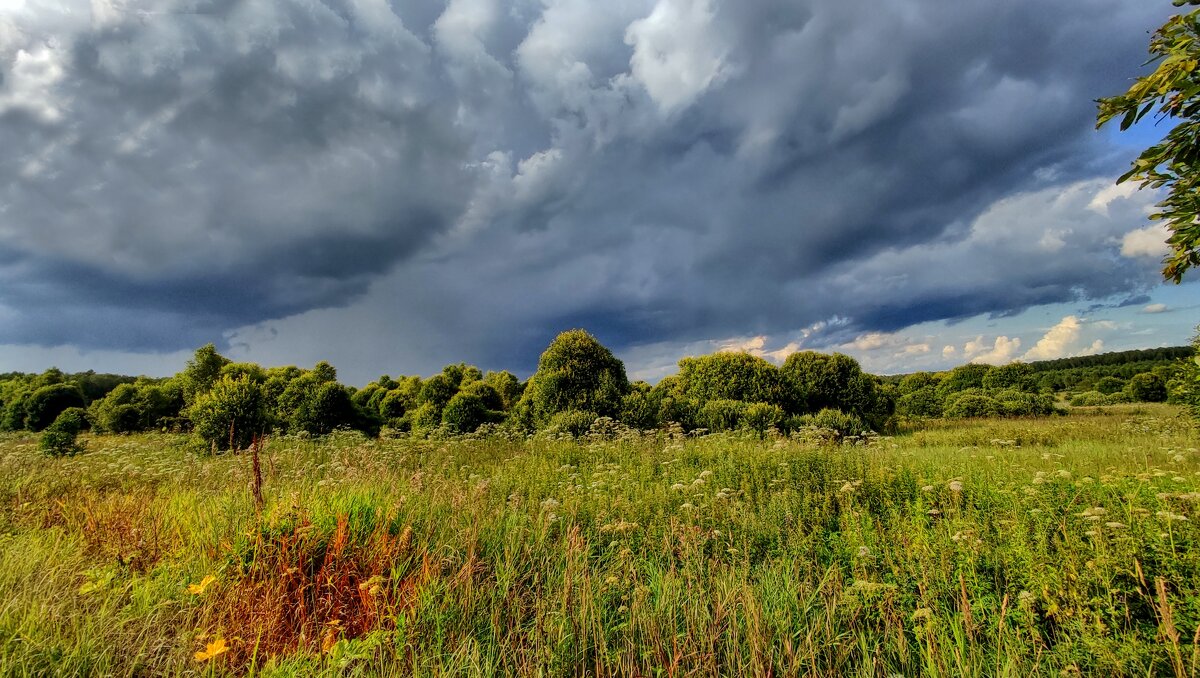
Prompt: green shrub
<box><xmin>896</xmin><ymin>386</ymin><xmax>943</xmax><ymax>418</ymax></box>
<box><xmin>518</xmin><ymin>330</ymin><xmax>629</xmax><ymax>426</ymax></box>
<box><xmin>699</xmin><ymin>399</ymin><xmax>748</xmax><ymax>432</ymax></box>
<box><xmin>943</xmin><ymin>393</ymin><xmax>1002</xmax><ymax>418</ymax></box>
<box><xmin>1094</xmin><ymin>376</ymin><xmax>1126</xmax><ymax>395</ymax></box>
<box><xmin>743</xmin><ymin>402</ymin><xmax>785</xmax><ymax>435</ymax></box>
<box><xmin>24</xmin><ymin>383</ymin><xmax>86</xmax><ymax>432</ymax></box>
<box><xmin>188</xmin><ymin>375</ymin><xmax>267</xmax><ymax>451</ymax></box>
<box><xmin>441</xmin><ymin>393</ymin><xmax>491</xmax><ymax>434</ymax></box>
<box><xmin>545</xmin><ymin>410</ymin><xmax>599</xmax><ymax>437</ymax></box>
<box><xmin>39</xmin><ymin>407</ymin><xmax>88</xmax><ymax>457</ymax></box>
<box><xmin>990</xmin><ymin>389</ymin><xmax>1059</xmax><ymax>417</ymax></box>
<box><xmin>795</xmin><ymin>408</ymin><xmax>866</xmax><ymax>438</ymax></box>
<box><xmin>676</xmin><ymin>353</ymin><xmax>788</xmax><ymax>409</ymax></box>
<box><xmin>1069</xmin><ymin>390</ymin><xmax>1133</xmax><ymax>407</ymax></box>
<box><xmin>1126</xmin><ymin>372</ymin><xmax>1168</xmax><ymax>402</ymax></box>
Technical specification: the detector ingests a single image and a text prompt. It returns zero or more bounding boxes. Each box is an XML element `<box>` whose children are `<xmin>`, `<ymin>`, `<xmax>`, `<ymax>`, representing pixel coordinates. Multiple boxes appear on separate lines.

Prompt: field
<box><xmin>1</xmin><ymin>405</ymin><xmax>1198</xmax><ymax>676</ymax></box>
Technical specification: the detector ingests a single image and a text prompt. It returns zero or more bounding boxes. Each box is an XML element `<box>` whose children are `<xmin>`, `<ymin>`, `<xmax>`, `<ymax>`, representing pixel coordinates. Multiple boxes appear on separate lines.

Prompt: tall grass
<box><xmin>0</xmin><ymin>405</ymin><xmax>1197</xmax><ymax>676</ymax></box>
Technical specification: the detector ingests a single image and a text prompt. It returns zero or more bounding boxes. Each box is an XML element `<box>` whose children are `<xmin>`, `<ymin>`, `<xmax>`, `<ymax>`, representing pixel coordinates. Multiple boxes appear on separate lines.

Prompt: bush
<box><xmin>1069</xmin><ymin>390</ymin><xmax>1133</xmax><ymax>407</ymax></box>
<box><xmin>896</xmin><ymin>387</ymin><xmax>943</xmax><ymax>418</ymax></box>
<box><xmin>24</xmin><ymin>383</ymin><xmax>86</xmax><ymax>432</ymax></box>
<box><xmin>518</xmin><ymin>330</ymin><xmax>629</xmax><ymax>426</ymax></box>
<box><xmin>441</xmin><ymin>392</ymin><xmax>491</xmax><ymax>434</ymax></box>
<box><xmin>743</xmin><ymin>402</ymin><xmax>785</xmax><ymax>435</ymax></box>
<box><xmin>795</xmin><ymin>408</ymin><xmax>866</xmax><ymax>438</ymax></box>
<box><xmin>699</xmin><ymin>399</ymin><xmax>748</xmax><ymax>432</ymax></box>
<box><xmin>1126</xmin><ymin>372</ymin><xmax>1168</xmax><ymax>402</ymax></box>
<box><xmin>545</xmin><ymin>410</ymin><xmax>599</xmax><ymax>437</ymax></box>
<box><xmin>781</xmin><ymin>352</ymin><xmax>887</xmax><ymax>424</ymax></box>
<box><xmin>1094</xmin><ymin>376</ymin><xmax>1126</xmax><ymax>395</ymax></box>
<box><xmin>39</xmin><ymin>407</ymin><xmax>88</xmax><ymax>457</ymax></box>
<box><xmin>990</xmin><ymin>389</ymin><xmax>1059</xmax><ymax>417</ymax></box>
<box><xmin>943</xmin><ymin>393</ymin><xmax>1002</xmax><ymax>418</ymax></box>
<box><xmin>188</xmin><ymin>375</ymin><xmax>267</xmax><ymax>451</ymax></box>
<box><xmin>676</xmin><ymin>354</ymin><xmax>788</xmax><ymax>409</ymax></box>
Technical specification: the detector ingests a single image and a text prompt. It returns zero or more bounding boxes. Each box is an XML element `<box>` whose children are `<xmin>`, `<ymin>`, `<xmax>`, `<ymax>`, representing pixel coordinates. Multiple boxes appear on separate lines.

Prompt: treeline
<box><xmin>3</xmin><ymin>330</ymin><xmax>1196</xmax><ymax>455</ymax></box>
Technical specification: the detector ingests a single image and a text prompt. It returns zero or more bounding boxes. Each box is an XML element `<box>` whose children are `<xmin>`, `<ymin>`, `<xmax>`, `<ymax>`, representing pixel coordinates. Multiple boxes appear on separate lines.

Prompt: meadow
<box><xmin>0</xmin><ymin>405</ymin><xmax>1198</xmax><ymax>676</ymax></box>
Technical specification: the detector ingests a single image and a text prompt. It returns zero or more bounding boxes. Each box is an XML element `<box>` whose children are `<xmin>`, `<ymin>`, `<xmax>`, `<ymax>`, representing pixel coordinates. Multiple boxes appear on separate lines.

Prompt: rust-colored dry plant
<box><xmin>201</xmin><ymin>512</ymin><xmax>426</xmax><ymax>668</ymax></box>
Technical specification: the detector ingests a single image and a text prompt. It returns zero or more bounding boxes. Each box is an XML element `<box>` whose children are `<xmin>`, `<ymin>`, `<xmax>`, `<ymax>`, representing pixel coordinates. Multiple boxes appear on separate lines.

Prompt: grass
<box><xmin>0</xmin><ymin>404</ymin><xmax>1198</xmax><ymax>676</ymax></box>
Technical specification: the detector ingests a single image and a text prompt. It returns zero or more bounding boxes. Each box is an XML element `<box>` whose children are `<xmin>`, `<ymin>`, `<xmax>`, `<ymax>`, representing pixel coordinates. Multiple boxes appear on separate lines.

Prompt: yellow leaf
<box><xmin>188</xmin><ymin>575</ymin><xmax>217</xmax><ymax>595</ymax></box>
<box><xmin>194</xmin><ymin>638</ymin><xmax>229</xmax><ymax>662</ymax></box>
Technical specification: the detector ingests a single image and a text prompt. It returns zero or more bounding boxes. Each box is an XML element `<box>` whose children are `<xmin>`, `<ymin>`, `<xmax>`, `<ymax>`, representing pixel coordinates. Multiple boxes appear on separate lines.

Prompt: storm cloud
<box><xmin>0</xmin><ymin>0</ymin><xmax>1183</xmax><ymax>380</ymax></box>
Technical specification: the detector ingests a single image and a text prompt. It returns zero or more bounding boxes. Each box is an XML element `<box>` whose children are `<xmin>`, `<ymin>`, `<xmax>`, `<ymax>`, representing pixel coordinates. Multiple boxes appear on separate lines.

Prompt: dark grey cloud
<box><xmin>0</xmin><ymin>0</ymin><xmax>1182</xmax><ymax>380</ymax></box>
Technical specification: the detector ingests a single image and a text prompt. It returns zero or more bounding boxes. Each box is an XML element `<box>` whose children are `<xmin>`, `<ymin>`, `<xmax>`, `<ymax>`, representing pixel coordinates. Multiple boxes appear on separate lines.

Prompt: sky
<box><xmin>0</xmin><ymin>0</ymin><xmax>1197</xmax><ymax>385</ymax></box>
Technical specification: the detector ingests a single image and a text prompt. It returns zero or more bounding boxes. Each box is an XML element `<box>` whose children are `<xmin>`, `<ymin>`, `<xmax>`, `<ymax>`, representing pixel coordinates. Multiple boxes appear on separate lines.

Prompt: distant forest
<box><xmin>1</xmin><ymin>333</ymin><xmax>1194</xmax><ymax>456</ymax></box>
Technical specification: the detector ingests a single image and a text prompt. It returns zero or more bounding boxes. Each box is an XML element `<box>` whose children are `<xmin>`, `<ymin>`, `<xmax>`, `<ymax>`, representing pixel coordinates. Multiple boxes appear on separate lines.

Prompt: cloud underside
<box><xmin>0</xmin><ymin>0</ymin><xmax>1179</xmax><ymax>379</ymax></box>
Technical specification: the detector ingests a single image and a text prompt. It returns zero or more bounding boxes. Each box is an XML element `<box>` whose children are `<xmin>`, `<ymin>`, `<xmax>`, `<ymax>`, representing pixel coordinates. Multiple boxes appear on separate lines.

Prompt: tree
<box><xmin>516</xmin><ymin>330</ymin><xmax>629</xmax><ymax>427</ymax></box>
<box><xmin>188</xmin><ymin>375</ymin><xmax>267</xmax><ymax>451</ymax></box>
<box><xmin>179</xmin><ymin>344</ymin><xmax>231</xmax><ymax>404</ymax></box>
<box><xmin>23</xmin><ymin>383</ymin><xmax>86</xmax><ymax>431</ymax></box>
<box><xmin>1097</xmin><ymin>3</ymin><xmax>1200</xmax><ymax>282</ymax></box>
<box><xmin>781</xmin><ymin>352</ymin><xmax>885</xmax><ymax>422</ymax></box>
<box><xmin>1127</xmin><ymin>372</ymin><xmax>1169</xmax><ymax>402</ymax></box>
<box><xmin>675</xmin><ymin>353</ymin><xmax>789</xmax><ymax>409</ymax></box>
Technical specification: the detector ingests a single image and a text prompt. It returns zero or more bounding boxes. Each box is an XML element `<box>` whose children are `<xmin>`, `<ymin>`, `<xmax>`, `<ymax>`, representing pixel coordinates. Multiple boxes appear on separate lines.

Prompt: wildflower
<box><xmin>540</xmin><ymin>498</ymin><xmax>560</xmax><ymax>509</ymax></box>
<box><xmin>195</xmin><ymin>638</ymin><xmax>229</xmax><ymax>662</ymax></box>
<box><xmin>927</xmin><ymin>508</ymin><xmax>941</xmax><ymax>516</ymax></box>
<box><xmin>188</xmin><ymin>575</ymin><xmax>217</xmax><ymax>596</ymax></box>
<box><xmin>1056</xmin><ymin>470</ymin><xmax>1072</xmax><ymax>479</ymax></box>
<box><xmin>1017</xmin><ymin>590</ymin><xmax>1034</xmax><ymax>604</ymax></box>
<box><xmin>948</xmin><ymin>480</ymin><xmax>964</xmax><ymax>493</ymax></box>
<box><xmin>680</xmin><ymin>503</ymin><xmax>695</xmax><ymax>510</ymax></box>
<box><xmin>839</xmin><ymin>482</ymin><xmax>855</xmax><ymax>493</ymax></box>
<box><xmin>671</xmin><ymin>483</ymin><xmax>685</xmax><ymax>491</ymax></box>
<box><xmin>699</xmin><ymin>470</ymin><xmax>713</xmax><ymax>479</ymax></box>
<box><xmin>921</xmin><ymin>485</ymin><xmax>934</xmax><ymax>492</ymax></box>
<box><xmin>857</xmin><ymin>546</ymin><xmax>871</xmax><ymax>557</ymax></box>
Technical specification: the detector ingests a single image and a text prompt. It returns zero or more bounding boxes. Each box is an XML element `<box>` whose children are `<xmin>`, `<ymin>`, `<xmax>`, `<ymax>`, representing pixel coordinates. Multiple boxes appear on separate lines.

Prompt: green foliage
<box><xmin>39</xmin><ymin>407</ymin><xmax>88</xmax><ymax>457</ymax></box>
<box><xmin>1127</xmin><ymin>372</ymin><xmax>1169</xmax><ymax>402</ymax></box>
<box><xmin>1095</xmin><ymin>376</ymin><xmax>1126</xmax><ymax>395</ymax></box>
<box><xmin>418</xmin><ymin>374</ymin><xmax>457</xmax><ymax>410</ymax></box>
<box><xmin>179</xmin><ymin>344</ymin><xmax>230</xmax><ymax>404</ymax></box>
<box><xmin>188</xmin><ymin>375</ymin><xmax>267</xmax><ymax>451</ymax></box>
<box><xmin>441</xmin><ymin>392</ymin><xmax>493</xmax><ymax>434</ymax></box>
<box><xmin>482</xmin><ymin>371</ymin><xmax>523</xmax><ymax>411</ymax></box>
<box><xmin>989</xmin><ymin>389</ymin><xmax>1060</xmax><ymax>417</ymax></box>
<box><xmin>23</xmin><ymin>383</ymin><xmax>86</xmax><ymax>432</ymax></box>
<box><xmin>89</xmin><ymin>381</ymin><xmax>185</xmax><ymax>433</ymax></box>
<box><xmin>1070</xmin><ymin>390</ymin><xmax>1134</xmax><ymax>407</ymax></box>
<box><xmin>781</xmin><ymin>352</ymin><xmax>889</xmax><ymax>426</ymax></box>
<box><xmin>943</xmin><ymin>392</ymin><xmax>1002</xmax><ymax>418</ymax></box>
<box><xmin>743</xmin><ymin>402</ymin><xmax>785</xmax><ymax>435</ymax></box>
<box><xmin>544</xmin><ymin>409</ymin><xmax>599</xmax><ymax>437</ymax></box>
<box><xmin>676</xmin><ymin>353</ymin><xmax>788</xmax><ymax>408</ymax></box>
<box><xmin>897</xmin><ymin>371</ymin><xmax>940</xmax><ymax>395</ymax></box>
<box><xmin>518</xmin><ymin>330</ymin><xmax>629</xmax><ymax>427</ymax></box>
<box><xmin>896</xmin><ymin>386</ymin><xmax>943</xmax><ymax>418</ymax></box>
<box><xmin>291</xmin><ymin>382</ymin><xmax>360</xmax><ymax>435</ymax></box>
<box><xmin>794</xmin><ymin>408</ymin><xmax>866</xmax><ymax>437</ymax></box>
<box><xmin>698</xmin><ymin>399</ymin><xmax>749</xmax><ymax>432</ymax></box>
<box><xmin>981</xmin><ymin>363</ymin><xmax>1034</xmax><ymax>391</ymax></box>
<box><xmin>936</xmin><ymin>364</ymin><xmax>991</xmax><ymax>396</ymax></box>
<box><xmin>1098</xmin><ymin>6</ymin><xmax>1200</xmax><ymax>281</ymax></box>
<box><xmin>619</xmin><ymin>388</ymin><xmax>660</xmax><ymax>430</ymax></box>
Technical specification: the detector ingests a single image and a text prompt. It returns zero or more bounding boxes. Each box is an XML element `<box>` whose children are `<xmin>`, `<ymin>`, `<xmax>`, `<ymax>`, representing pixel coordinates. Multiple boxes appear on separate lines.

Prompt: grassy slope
<box><xmin>0</xmin><ymin>405</ymin><xmax>1198</xmax><ymax>676</ymax></box>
